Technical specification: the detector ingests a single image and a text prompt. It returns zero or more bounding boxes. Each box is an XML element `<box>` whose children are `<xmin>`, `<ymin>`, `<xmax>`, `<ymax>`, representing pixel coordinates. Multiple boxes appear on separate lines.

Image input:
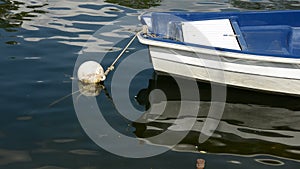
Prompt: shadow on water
<box><xmin>133</xmin><ymin>72</ymin><xmax>300</xmax><ymax>160</ymax></box>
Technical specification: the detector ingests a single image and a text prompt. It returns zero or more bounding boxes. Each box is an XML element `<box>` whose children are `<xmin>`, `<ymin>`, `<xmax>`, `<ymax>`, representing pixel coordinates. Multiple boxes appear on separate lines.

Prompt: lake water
<box><xmin>1</xmin><ymin>0</ymin><xmax>300</xmax><ymax>168</ymax></box>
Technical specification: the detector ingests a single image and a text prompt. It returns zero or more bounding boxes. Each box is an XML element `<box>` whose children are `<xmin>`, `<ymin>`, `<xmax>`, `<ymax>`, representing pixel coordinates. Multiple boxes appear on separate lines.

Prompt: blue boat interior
<box><xmin>140</xmin><ymin>10</ymin><xmax>300</xmax><ymax>58</ymax></box>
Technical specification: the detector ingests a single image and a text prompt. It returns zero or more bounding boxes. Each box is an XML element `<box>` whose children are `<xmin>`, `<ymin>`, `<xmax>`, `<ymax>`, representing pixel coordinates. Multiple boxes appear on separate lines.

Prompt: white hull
<box><xmin>152</xmin><ymin>56</ymin><xmax>300</xmax><ymax>95</ymax></box>
<box><xmin>138</xmin><ymin>34</ymin><xmax>300</xmax><ymax>96</ymax></box>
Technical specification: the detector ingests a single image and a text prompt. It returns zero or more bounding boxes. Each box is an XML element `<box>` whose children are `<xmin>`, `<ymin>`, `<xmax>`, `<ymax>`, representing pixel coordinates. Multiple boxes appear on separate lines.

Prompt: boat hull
<box><xmin>148</xmin><ymin>45</ymin><xmax>300</xmax><ymax>96</ymax></box>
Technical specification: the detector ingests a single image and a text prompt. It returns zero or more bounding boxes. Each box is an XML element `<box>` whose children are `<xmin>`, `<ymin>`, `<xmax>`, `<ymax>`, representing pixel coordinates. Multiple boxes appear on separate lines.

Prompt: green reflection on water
<box><xmin>105</xmin><ymin>0</ymin><xmax>300</xmax><ymax>10</ymax></box>
<box><xmin>105</xmin><ymin>0</ymin><xmax>161</xmax><ymax>9</ymax></box>
<box><xmin>0</xmin><ymin>0</ymin><xmax>47</xmax><ymax>31</ymax></box>
<box><xmin>230</xmin><ymin>0</ymin><xmax>300</xmax><ymax>10</ymax></box>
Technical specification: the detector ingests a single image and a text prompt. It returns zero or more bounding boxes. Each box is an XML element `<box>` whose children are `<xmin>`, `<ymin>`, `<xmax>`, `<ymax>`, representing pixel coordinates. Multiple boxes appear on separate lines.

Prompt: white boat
<box><xmin>137</xmin><ymin>10</ymin><xmax>300</xmax><ymax>96</ymax></box>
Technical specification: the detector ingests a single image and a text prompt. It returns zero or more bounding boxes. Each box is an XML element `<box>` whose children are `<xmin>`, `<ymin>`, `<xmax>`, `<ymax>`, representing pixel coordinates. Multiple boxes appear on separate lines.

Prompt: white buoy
<box><xmin>77</xmin><ymin>61</ymin><xmax>106</xmax><ymax>84</ymax></box>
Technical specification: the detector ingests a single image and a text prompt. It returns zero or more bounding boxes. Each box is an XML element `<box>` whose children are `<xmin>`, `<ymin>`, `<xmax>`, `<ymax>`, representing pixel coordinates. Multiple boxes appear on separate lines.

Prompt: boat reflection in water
<box><xmin>133</xmin><ymin>72</ymin><xmax>300</xmax><ymax>161</ymax></box>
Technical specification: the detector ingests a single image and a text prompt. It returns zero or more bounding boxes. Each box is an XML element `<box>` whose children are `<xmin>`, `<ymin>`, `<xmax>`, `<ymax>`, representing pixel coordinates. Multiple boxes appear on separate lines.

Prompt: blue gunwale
<box><xmin>143</xmin><ymin>35</ymin><xmax>300</xmax><ymax>59</ymax></box>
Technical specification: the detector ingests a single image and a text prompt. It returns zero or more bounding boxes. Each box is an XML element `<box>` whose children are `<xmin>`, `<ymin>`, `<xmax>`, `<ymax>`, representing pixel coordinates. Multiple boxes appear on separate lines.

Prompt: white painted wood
<box><xmin>137</xmin><ymin>33</ymin><xmax>300</xmax><ymax>95</ymax></box>
<box><xmin>149</xmin><ymin>46</ymin><xmax>300</xmax><ymax>96</ymax></box>
<box><xmin>181</xmin><ymin>19</ymin><xmax>241</xmax><ymax>50</ymax></box>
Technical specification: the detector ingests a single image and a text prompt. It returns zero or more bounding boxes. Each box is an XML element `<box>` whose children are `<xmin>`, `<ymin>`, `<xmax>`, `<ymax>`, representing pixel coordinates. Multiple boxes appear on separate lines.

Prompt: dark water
<box><xmin>1</xmin><ymin>0</ymin><xmax>300</xmax><ymax>168</ymax></box>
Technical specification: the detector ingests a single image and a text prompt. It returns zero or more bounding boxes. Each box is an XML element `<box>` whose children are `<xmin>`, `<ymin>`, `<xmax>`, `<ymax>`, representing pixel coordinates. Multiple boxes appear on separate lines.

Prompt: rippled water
<box><xmin>1</xmin><ymin>0</ymin><xmax>300</xmax><ymax>168</ymax></box>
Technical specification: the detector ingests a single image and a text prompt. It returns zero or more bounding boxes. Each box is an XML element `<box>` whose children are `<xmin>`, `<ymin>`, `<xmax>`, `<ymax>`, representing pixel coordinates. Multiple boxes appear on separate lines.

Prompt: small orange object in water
<box><xmin>196</xmin><ymin>159</ymin><xmax>205</xmax><ymax>169</ymax></box>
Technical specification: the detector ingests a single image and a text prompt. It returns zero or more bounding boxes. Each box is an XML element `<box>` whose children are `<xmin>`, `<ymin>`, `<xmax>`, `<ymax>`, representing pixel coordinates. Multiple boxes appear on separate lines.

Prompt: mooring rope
<box><xmin>104</xmin><ymin>32</ymin><xmax>139</xmax><ymax>76</ymax></box>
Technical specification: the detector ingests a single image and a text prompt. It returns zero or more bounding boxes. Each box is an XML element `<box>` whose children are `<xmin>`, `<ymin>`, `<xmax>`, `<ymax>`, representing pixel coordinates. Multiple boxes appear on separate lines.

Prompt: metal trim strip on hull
<box><xmin>151</xmin><ymin>46</ymin><xmax>300</xmax><ymax>69</ymax></box>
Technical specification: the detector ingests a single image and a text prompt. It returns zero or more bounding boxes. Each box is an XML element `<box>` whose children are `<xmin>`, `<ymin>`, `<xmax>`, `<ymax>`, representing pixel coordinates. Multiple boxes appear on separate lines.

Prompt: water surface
<box><xmin>1</xmin><ymin>0</ymin><xmax>300</xmax><ymax>168</ymax></box>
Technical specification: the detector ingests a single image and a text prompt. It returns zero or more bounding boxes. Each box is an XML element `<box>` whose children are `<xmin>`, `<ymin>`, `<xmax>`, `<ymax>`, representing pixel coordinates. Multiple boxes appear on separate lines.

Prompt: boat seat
<box><xmin>181</xmin><ymin>19</ymin><xmax>241</xmax><ymax>50</ymax></box>
<box><xmin>230</xmin><ymin>20</ymin><xmax>248</xmax><ymax>51</ymax></box>
<box><xmin>240</xmin><ymin>25</ymin><xmax>292</xmax><ymax>55</ymax></box>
